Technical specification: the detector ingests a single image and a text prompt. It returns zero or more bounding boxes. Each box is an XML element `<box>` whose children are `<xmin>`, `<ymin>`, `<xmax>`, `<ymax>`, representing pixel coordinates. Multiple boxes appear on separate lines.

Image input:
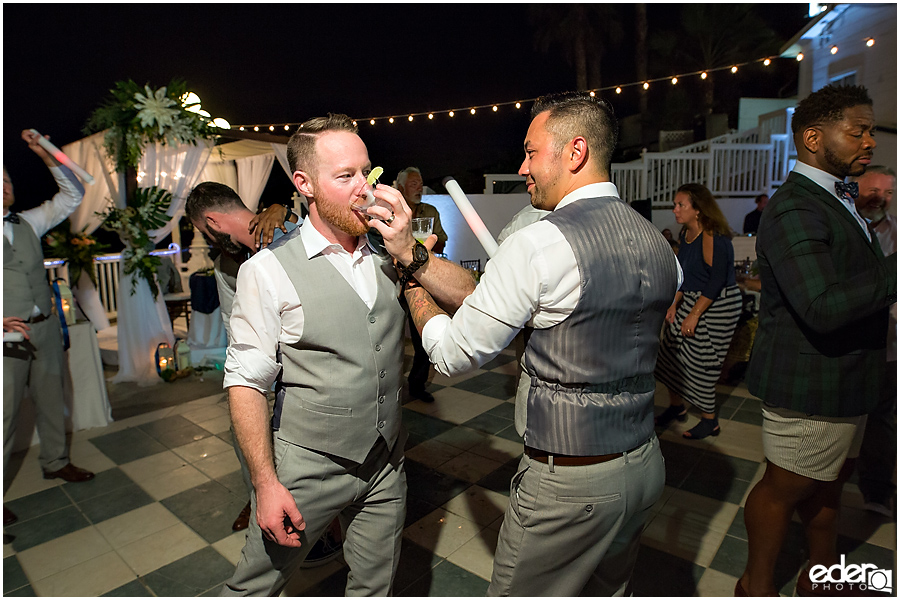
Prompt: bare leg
<box><xmin>739</xmin><ymin>461</ymin><xmax>818</xmax><ymax>596</ymax></box>
<box><xmin>796</xmin><ymin>459</ymin><xmax>854</xmax><ymax>571</ymax></box>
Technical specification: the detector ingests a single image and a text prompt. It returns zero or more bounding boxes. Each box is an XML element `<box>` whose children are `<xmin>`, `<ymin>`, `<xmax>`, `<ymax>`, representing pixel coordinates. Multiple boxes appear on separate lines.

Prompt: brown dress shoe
<box><xmin>232</xmin><ymin>501</ymin><xmax>252</xmax><ymax>531</ymax></box>
<box><xmin>3</xmin><ymin>506</ymin><xmax>17</xmax><ymax>526</ymax></box>
<box><xmin>43</xmin><ymin>463</ymin><xmax>95</xmax><ymax>483</ymax></box>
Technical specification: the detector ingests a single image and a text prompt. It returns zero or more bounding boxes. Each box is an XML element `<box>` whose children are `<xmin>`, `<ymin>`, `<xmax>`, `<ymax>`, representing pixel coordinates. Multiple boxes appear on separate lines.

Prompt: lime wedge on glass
<box><xmin>367</xmin><ymin>166</ymin><xmax>384</xmax><ymax>186</ymax></box>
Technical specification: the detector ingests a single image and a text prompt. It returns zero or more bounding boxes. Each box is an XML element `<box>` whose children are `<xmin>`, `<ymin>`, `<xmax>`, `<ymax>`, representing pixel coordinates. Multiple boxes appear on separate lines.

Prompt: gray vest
<box><xmin>523</xmin><ymin>197</ymin><xmax>678</xmax><ymax>455</ymax></box>
<box><xmin>270</xmin><ymin>228</ymin><xmax>405</xmax><ymax>463</ymax></box>
<box><xmin>4</xmin><ymin>219</ymin><xmax>53</xmax><ymax>319</ymax></box>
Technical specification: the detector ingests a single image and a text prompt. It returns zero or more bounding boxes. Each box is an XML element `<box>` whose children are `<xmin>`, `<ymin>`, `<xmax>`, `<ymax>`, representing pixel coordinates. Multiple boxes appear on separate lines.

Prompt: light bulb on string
<box><xmin>731</xmin><ymin>66</ymin><xmax>738</xmax><ymax>73</ymax></box>
<box><xmin>701</xmin><ymin>72</ymin><xmax>708</xmax><ymax>80</ymax></box>
<box><xmin>449</xmin><ymin>111</ymin><xmax>455</xmax><ymax>117</ymax></box>
<box><xmin>239</xmin><ymin>126</ymin><xmax>245</xmax><ymax>131</ymax></box>
<box><xmin>763</xmin><ymin>58</ymin><xmax>771</xmax><ymax>66</ymax></box>
<box><xmin>866</xmin><ymin>38</ymin><xmax>875</xmax><ymax>47</ymax></box>
<box><xmin>589</xmin><ymin>91</ymin><xmax>596</xmax><ymax>97</ymax></box>
<box><xmin>492</xmin><ymin>105</ymin><xmax>498</xmax><ymax>112</ymax></box>
<box><xmin>615</xmin><ymin>87</ymin><xmax>622</xmax><ymax>94</ymax></box>
<box><xmin>671</xmin><ymin>77</ymin><xmax>678</xmax><ymax>85</ymax></box>
<box><xmin>408</xmin><ymin>115</ymin><xmax>413</xmax><ymax>121</ymax></box>
<box><xmin>269</xmin><ymin>126</ymin><xmax>274</xmax><ymax>131</ymax></box>
<box><xmin>796</xmin><ymin>53</ymin><xmax>804</xmax><ymax>61</ymax></box>
<box><xmin>284</xmin><ymin>125</ymin><xmax>290</xmax><ymax>131</ymax></box>
<box><xmin>389</xmin><ymin>117</ymin><xmax>394</xmax><ymax>123</ymax></box>
<box><xmin>254</xmin><ymin>126</ymin><xmax>259</xmax><ymax>132</ymax></box>
<box><xmin>370</xmin><ymin>119</ymin><xmax>375</xmax><ymax>125</ymax></box>
<box><xmin>643</xmin><ymin>82</ymin><xmax>649</xmax><ymax>90</ymax></box>
<box><xmin>470</xmin><ymin>108</ymin><xmax>476</xmax><ymax>115</ymax></box>
<box><xmin>352</xmin><ymin>121</ymin><xmax>357</xmax><ymax>127</ymax></box>
<box><xmin>515</xmin><ymin>102</ymin><xmax>521</xmax><ymax>109</ymax></box>
<box><xmin>830</xmin><ymin>45</ymin><xmax>838</xmax><ymax>54</ymax></box>
<box><xmin>428</xmin><ymin>113</ymin><xmax>434</xmax><ymax>120</ymax></box>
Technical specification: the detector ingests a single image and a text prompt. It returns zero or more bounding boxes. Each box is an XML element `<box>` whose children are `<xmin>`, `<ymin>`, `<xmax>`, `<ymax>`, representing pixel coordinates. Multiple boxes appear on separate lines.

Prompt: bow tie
<box><xmin>3</xmin><ymin>213</ymin><xmax>20</xmax><ymax>224</ymax></box>
<box><xmin>835</xmin><ymin>181</ymin><xmax>859</xmax><ymax>200</ymax></box>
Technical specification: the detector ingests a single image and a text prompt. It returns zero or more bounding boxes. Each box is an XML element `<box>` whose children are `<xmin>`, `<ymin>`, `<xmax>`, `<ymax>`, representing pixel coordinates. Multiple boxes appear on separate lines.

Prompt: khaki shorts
<box><xmin>761</xmin><ymin>405</ymin><xmax>867</xmax><ymax>482</ymax></box>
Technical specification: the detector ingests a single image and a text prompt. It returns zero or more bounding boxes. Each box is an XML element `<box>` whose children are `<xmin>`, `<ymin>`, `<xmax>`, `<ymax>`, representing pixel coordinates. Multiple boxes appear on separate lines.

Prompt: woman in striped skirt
<box><xmin>655</xmin><ymin>183</ymin><xmax>743</xmax><ymax>439</ymax></box>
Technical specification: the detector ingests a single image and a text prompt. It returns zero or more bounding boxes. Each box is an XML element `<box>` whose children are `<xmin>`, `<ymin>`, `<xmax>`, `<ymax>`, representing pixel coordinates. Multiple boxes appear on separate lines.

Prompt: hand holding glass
<box><xmin>411</xmin><ymin>217</ymin><xmax>434</xmax><ymax>242</ymax></box>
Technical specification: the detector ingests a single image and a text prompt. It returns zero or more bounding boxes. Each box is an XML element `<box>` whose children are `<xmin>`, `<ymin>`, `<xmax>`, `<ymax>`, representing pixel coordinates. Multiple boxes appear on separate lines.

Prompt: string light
<box><xmin>232</xmin><ymin>42</ymin><xmax>879</xmax><ymax>132</ymax></box>
<box><xmin>352</xmin><ymin>120</ymin><xmax>357</xmax><ymax>126</ymax></box>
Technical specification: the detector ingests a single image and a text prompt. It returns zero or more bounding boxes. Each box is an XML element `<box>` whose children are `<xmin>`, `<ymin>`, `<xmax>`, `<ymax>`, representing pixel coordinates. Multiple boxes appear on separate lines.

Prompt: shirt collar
<box><xmin>299</xmin><ymin>217</ymin><xmax>371</xmax><ymax>258</ymax></box>
<box><xmin>555</xmin><ymin>182</ymin><xmax>620</xmax><ymax>211</ymax></box>
<box><xmin>792</xmin><ymin>161</ymin><xmax>846</xmax><ymax>202</ymax></box>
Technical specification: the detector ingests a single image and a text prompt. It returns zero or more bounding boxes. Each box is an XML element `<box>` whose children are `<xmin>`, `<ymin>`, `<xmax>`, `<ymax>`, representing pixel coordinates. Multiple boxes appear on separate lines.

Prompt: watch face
<box><xmin>412</xmin><ymin>242</ymin><xmax>429</xmax><ymax>264</ymax></box>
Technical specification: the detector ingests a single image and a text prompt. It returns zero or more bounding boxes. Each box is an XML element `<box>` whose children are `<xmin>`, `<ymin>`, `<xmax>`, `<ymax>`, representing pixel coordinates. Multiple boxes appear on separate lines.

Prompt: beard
<box><xmin>528</xmin><ymin>172</ymin><xmax>560</xmax><ymax>211</ymax></box>
<box><xmin>824</xmin><ymin>146</ymin><xmax>866</xmax><ymax>178</ymax></box>
<box><xmin>318</xmin><ymin>196</ymin><xmax>369</xmax><ymax>237</ymax></box>
<box><xmin>208</xmin><ymin>228</ymin><xmax>245</xmax><ymax>256</ymax></box>
<box><xmin>858</xmin><ymin>202</ymin><xmax>887</xmax><ymax>224</ymax></box>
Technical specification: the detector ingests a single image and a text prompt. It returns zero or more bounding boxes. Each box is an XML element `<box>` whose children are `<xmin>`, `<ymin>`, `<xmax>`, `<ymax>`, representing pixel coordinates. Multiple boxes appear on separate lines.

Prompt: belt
<box><xmin>524</xmin><ymin>443</ymin><xmax>643</xmax><ymax>467</ymax></box>
<box><xmin>27</xmin><ymin>314</ymin><xmax>49</xmax><ymax>324</ymax></box>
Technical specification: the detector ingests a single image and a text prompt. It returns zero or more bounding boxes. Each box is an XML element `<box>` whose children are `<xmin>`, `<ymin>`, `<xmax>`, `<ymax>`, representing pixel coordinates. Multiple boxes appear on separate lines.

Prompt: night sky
<box><xmin>4</xmin><ymin>3</ymin><xmax>810</xmax><ymax>213</ymax></box>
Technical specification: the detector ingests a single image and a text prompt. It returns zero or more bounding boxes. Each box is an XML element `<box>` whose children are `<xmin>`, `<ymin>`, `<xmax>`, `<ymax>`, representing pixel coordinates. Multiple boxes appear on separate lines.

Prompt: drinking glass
<box><xmin>411</xmin><ymin>217</ymin><xmax>434</xmax><ymax>242</ymax></box>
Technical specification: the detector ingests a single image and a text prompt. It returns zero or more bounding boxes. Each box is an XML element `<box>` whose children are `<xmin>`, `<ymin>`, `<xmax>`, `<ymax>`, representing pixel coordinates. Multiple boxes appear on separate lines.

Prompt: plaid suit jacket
<box><xmin>747</xmin><ymin>171</ymin><xmax>897</xmax><ymax>417</ymax></box>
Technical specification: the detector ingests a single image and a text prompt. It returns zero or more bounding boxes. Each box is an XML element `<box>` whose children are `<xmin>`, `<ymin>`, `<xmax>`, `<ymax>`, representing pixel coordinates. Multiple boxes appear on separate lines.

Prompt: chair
<box><xmin>460</xmin><ymin>259</ymin><xmax>481</xmax><ymax>272</ymax></box>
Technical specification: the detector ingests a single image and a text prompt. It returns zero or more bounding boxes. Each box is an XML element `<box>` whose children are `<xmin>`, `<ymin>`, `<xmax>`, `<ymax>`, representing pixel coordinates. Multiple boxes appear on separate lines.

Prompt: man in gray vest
<box><xmin>220</xmin><ymin>114</ymin><xmax>413</xmax><ymax>596</ymax></box>
<box><xmin>4</xmin><ymin>129</ymin><xmax>95</xmax><ymax>530</ymax></box>
<box><xmin>371</xmin><ymin>92</ymin><xmax>679</xmax><ymax>596</ymax></box>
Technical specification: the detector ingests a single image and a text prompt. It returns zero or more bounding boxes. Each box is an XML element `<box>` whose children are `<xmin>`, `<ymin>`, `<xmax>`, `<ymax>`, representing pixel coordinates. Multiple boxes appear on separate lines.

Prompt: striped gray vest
<box><xmin>523</xmin><ymin>197</ymin><xmax>678</xmax><ymax>455</ymax></box>
<box><xmin>270</xmin><ymin>229</ymin><xmax>405</xmax><ymax>463</ymax></box>
<box><xmin>4</xmin><ymin>219</ymin><xmax>53</xmax><ymax>319</ymax></box>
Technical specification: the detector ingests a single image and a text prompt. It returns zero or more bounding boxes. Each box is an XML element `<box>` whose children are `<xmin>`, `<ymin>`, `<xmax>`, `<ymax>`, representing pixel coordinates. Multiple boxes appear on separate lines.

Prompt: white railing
<box><xmin>610</xmin><ymin>163</ymin><xmax>646</xmax><ymax>203</ymax></box>
<box><xmin>709</xmin><ymin>144</ymin><xmax>773</xmax><ymax>197</ymax></box>
<box><xmin>44</xmin><ymin>244</ymin><xmax>182</xmax><ymax>319</ymax></box>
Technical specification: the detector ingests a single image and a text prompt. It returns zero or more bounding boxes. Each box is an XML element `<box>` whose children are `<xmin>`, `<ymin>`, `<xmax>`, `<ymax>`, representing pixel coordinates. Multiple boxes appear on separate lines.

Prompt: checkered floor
<box><xmin>3</xmin><ymin>341</ymin><xmax>895</xmax><ymax>596</ymax></box>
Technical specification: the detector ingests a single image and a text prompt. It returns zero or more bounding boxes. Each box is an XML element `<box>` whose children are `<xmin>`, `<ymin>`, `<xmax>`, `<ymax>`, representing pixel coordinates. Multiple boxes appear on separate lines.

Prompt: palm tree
<box><xmin>650</xmin><ymin>5</ymin><xmax>778</xmax><ymax>113</ymax></box>
<box><xmin>529</xmin><ymin>5</ymin><xmax>624</xmax><ymax>91</ymax></box>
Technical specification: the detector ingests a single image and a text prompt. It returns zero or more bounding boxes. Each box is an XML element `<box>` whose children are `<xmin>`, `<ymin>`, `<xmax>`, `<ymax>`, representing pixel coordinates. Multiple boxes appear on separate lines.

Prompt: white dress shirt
<box><xmin>421</xmin><ymin>182</ymin><xmax>683</xmax><ymax>377</ymax></box>
<box><xmin>3</xmin><ymin>166</ymin><xmax>84</xmax><ymax>245</ymax></box>
<box><xmin>223</xmin><ymin>218</ymin><xmax>378</xmax><ymax>393</ymax></box>
<box><xmin>793</xmin><ymin>161</ymin><xmax>871</xmax><ymax>242</ymax></box>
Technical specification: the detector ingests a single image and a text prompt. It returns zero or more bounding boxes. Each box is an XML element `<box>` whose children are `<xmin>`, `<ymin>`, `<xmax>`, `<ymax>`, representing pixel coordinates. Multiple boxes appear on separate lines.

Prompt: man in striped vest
<box><xmin>371</xmin><ymin>92</ymin><xmax>680</xmax><ymax>596</ymax></box>
<box><xmin>4</xmin><ymin>130</ymin><xmax>95</xmax><ymax>535</ymax></box>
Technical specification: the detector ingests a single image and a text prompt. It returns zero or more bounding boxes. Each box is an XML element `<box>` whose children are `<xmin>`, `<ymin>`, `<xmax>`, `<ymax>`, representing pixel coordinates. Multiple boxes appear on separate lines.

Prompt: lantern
<box><xmin>54</xmin><ymin>279</ymin><xmax>76</xmax><ymax>325</ymax></box>
<box><xmin>174</xmin><ymin>338</ymin><xmax>192</xmax><ymax>371</ymax></box>
<box><xmin>155</xmin><ymin>342</ymin><xmax>176</xmax><ymax>381</ymax></box>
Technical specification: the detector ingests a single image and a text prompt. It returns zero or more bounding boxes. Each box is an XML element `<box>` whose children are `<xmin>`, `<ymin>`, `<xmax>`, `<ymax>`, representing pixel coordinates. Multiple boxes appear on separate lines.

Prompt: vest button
<box><xmin>369</xmin><ymin>316</ymin><xmax>376</xmax><ymax>323</ymax></box>
<box><xmin>585</xmin><ymin>504</ymin><xmax>593</xmax><ymax>513</ymax></box>
<box><xmin>378</xmin><ymin>396</ymin><xmax>385</xmax><ymax>403</ymax></box>
<box><xmin>379</xmin><ymin>370</ymin><xmax>386</xmax><ymax>378</ymax></box>
<box><xmin>375</xmin><ymin>344</ymin><xmax>382</xmax><ymax>352</ymax></box>
<box><xmin>378</xmin><ymin>421</ymin><xmax>385</xmax><ymax>429</ymax></box>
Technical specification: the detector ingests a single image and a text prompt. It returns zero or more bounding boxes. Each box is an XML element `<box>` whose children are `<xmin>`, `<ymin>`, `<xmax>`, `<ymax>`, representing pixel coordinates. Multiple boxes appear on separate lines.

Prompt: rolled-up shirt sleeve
<box><xmin>224</xmin><ymin>252</ymin><xmax>301</xmax><ymax>392</ymax></box>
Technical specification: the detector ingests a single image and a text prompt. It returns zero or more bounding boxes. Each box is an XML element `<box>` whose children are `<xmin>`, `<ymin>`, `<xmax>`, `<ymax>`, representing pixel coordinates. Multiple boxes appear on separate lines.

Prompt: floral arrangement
<box><xmin>42</xmin><ymin>223</ymin><xmax>109</xmax><ymax>288</ymax></box>
<box><xmin>83</xmin><ymin>78</ymin><xmax>216</xmax><ymax>173</ymax></box>
<box><xmin>97</xmin><ymin>186</ymin><xmax>173</xmax><ymax>300</ymax></box>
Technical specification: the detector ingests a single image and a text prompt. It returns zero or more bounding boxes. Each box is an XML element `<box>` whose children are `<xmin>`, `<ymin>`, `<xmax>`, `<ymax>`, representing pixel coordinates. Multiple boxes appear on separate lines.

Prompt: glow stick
<box><xmin>443</xmin><ymin>177</ymin><xmax>499</xmax><ymax>258</ymax></box>
<box><xmin>28</xmin><ymin>129</ymin><xmax>95</xmax><ymax>185</ymax></box>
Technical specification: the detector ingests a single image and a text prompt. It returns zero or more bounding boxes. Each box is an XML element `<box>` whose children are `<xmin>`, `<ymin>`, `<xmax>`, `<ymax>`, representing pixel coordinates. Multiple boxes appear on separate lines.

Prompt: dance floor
<box><xmin>3</xmin><ymin>340</ymin><xmax>895</xmax><ymax>596</ymax></box>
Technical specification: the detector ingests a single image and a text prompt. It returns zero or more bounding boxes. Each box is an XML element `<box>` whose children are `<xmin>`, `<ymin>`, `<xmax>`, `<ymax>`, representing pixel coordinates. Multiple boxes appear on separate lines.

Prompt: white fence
<box><xmin>44</xmin><ymin>245</ymin><xmax>182</xmax><ymax>319</ymax></box>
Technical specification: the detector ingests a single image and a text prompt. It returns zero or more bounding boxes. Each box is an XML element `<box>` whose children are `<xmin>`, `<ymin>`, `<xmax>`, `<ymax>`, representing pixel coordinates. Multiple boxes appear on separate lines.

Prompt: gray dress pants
<box><xmin>221</xmin><ymin>434</ymin><xmax>406</xmax><ymax>596</ymax></box>
<box><xmin>4</xmin><ymin>317</ymin><xmax>69</xmax><ymax>474</ymax></box>
<box><xmin>488</xmin><ymin>435</ymin><xmax>665</xmax><ymax>596</ymax></box>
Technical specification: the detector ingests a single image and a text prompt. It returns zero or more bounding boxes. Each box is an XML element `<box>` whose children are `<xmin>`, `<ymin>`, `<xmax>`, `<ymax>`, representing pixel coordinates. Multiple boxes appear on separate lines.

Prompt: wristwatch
<box><xmin>398</xmin><ymin>241</ymin><xmax>429</xmax><ymax>288</ymax></box>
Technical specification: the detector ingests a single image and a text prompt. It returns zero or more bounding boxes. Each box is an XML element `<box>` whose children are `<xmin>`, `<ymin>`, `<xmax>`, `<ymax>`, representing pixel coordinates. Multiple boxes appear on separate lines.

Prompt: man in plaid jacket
<box><xmin>737</xmin><ymin>85</ymin><xmax>897</xmax><ymax>596</ymax></box>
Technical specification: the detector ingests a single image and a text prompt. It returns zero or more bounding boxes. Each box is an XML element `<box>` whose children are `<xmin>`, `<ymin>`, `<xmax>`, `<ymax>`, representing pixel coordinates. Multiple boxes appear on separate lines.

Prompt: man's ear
<box><xmin>802</xmin><ymin>126</ymin><xmax>820</xmax><ymax>154</ymax></box>
<box><xmin>566</xmin><ymin>136</ymin><xmax>589</xmax><ymax>173</ymax></box>
<box><xmin>293</xmin><ymin>171</ymin><xmax>315</xmax><ymax>198</ymax></box>
<box><xmin>204</xmin><ymin>212</ymin><xmax>222</xmax><ymax>230</ymax></box>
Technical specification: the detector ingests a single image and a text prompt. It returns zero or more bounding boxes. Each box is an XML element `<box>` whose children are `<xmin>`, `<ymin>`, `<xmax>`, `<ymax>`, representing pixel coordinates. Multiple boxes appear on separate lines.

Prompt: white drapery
<box><xmin>236</xmin><ymin>153</ymin><xmax>275</xmax><ymax>213</ymax></box>
<box><xmin>62</xmin><ymin>132</ymin><xmax>118</xmax><ymax>235</ymax></box>
<box><xmin>110</xmin><ymin>263</ymin><xmax>175</xmax><ymax>385</ymax></box>
<box><xmin>142</xmin><ymin>139</ymin><xmax>214</xmax><ymax>243</ymax></box>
